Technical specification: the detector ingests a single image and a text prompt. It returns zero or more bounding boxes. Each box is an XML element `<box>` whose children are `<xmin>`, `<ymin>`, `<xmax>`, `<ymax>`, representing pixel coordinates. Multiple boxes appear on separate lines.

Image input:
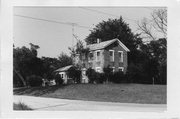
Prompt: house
<box><xmin>76</xmin><ymin>38</ymin><xmax>130</xmax><ymax>72</ymax></box>
<box><xmin>55</xmin><ymin>38</ymin><xmax>130</xmax><ymax>84</ymax></box>
<box><xmin>54</xmin><ymin>65</ymin><xmax>73</xmax><ymax>84</ymax></box>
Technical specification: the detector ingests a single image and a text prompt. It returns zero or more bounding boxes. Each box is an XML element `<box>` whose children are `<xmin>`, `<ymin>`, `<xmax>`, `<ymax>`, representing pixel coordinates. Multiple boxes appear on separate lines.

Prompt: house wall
<box><xmin>74</xmin><ymin>41</ymin><xmax>128</xmax><ymax>74</ymax></box>
<box><xmin>88</xmin><ymin>49</ymin><xmax>104</xmax><ymax>73</ymax></box>
<box><xmin>103</xmin><ymin>41</ymin><xmax>128</xmax><ymax>73</ymax></box>
<box><xmin>59</xmin><ymin>72</ymin><xmax>68</xmax><ymax>84</ymax></box>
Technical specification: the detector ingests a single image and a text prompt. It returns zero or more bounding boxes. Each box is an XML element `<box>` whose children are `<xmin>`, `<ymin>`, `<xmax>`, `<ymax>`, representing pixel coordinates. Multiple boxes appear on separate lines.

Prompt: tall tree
<box><xmin>86</xmin><ymin>17</ymin><xmax>143</xmax><ymax>51</ymax></box>
<box><xmin>13</xmin><ymin>44</ymin><xmax>41</xmax><ymax>87</ymax></box>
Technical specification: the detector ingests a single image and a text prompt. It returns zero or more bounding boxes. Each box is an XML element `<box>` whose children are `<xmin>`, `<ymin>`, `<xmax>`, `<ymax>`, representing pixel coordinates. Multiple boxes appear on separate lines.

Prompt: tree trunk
<box><xmin>14</xmin><ymin>68</ymin><xmax>26</xmax><ymax>87</ymax></box>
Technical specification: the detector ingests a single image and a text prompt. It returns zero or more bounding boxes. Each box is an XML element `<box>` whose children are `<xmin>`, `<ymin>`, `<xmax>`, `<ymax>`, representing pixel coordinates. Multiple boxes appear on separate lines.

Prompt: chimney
<box><xmin>97</xmin><ymin>38</ymin><xmax>101</xmax><ymax>43</ymax></box>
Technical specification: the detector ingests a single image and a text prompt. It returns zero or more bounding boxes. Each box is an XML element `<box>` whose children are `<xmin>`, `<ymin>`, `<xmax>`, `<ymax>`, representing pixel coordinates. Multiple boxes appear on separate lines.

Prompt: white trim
<box><xmin>118</xmin><ymin>67</ymin><xmax>124</xmax><ymax>72</ymax></box>
<box><xmin>118</xmin><ymin>51</ymin><xmax>123</xmax><ymax>62</ymax></box>
<box><xmin>109</xmin><ymin>50</ymin><xmax>114</xmax><ymax>62</ymax></box>
<box><xmin>95</xmin><ymin>67</ymin><xmax>101</xmax><ymax>72</ymax></box>
<box><xmin>103</xmin><ymin>38</ymin><xmax>130</xmax><ymax>52</ymax></box>
<box><xmin>112</xmin><ymin>67</ymin><xmax>115</xmax><ymax>72</ymax></box>
<box><xmin>116</xmin><ymin>38</ymin><xmax>130</xmax><ymax>52</ymax></box>
<box><xmin>95</xmin><ymin>50</ymin><xmax>101</xmax><ymax>62</ymax></box>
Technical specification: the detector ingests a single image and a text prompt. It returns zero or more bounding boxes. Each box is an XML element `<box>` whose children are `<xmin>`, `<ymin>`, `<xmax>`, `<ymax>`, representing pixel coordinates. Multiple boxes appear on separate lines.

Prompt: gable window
<box><xmin>109</xmin><ymin>50</ymin><xmax>114</xmax><ymax>62</ymax></box>
<box><xmin>118</xmin><ymin>51</ymin><xmax>123</xmax><ymax>62</ymax></box>
<box><xmin>118</xmin><ymin>67</ymin><xmax>124</xmax><ymax>72</ymax></box>
<box><xmin>96</xmin><ymin>50</ymin><xmax>101</xmax><ymax>61</ymax></box>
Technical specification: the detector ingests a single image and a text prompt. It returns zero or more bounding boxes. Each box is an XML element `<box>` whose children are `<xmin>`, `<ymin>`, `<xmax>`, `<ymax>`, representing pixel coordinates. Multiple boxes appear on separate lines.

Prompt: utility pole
<box><xmin>68</xmin><ymin>23</ymin><xmax>77</xmax><ymax>48</ymax></box>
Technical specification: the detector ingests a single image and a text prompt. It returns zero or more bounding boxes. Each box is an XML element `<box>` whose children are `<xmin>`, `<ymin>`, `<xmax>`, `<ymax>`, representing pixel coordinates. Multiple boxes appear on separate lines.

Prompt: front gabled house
<box><xmin>55</xmin><ymin>38</ymin><xmax>130</xmax><ymax>84</ymax></box>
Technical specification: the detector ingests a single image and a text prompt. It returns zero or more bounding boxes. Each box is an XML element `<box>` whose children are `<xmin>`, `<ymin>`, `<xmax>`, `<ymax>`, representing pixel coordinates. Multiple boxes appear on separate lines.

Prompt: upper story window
<box><xmin>96</xmin><ymin>50</ymin><xmax>101</xmax><ymax>61</ymax></box>
<box><xmin>109</xmin><ymin>50</ymin><xmax>114</xmax><ymax>62</ymax></box>
<box><xmin>118</xmin><ymin>51</ymin><xmax>123</xmax><ymax>62</ymax></box>
<box><xmin>89</xmin><ymin>52</ymin><xmax>93</xmax><ymax>60</ymax></box>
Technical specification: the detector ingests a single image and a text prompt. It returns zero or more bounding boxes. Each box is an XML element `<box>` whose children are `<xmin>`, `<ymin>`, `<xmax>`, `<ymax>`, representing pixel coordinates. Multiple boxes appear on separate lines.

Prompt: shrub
<box><xmin>27</xmin><ymin>75</ymin><xmax>42</xmax><ymax>87</ymax></box>
<box><xmin>158</xmin><ymin>63</ymin><xmax>167</xmax><ymax>84</ymax></box>
<box><xmin>67</xmin><ymin>66</ymin><xmax>81</xmax><ymax>83</ymax></box>
<box><xmin>94</xmin><ymin>72</ymin><xmax>106</xmax><ymax>84</ymax></box>
<box><xmin>13</xmin><ymin>102</ymin><xmax>32</xmax><ymax>110</ymax></box>
<box><xmin>109</xmin><ymin>71</ymin><xmax>127</xmax><ymax>83</ymax></box>
<box><xmin>54</xmin><ymin>74</ymin><xmax>63</xmax><ymax>85</ymax></box>
<box><xmin>86</xmin><ymin>68</ymin><xmax>97</xmax><ymax>83</ymax></box>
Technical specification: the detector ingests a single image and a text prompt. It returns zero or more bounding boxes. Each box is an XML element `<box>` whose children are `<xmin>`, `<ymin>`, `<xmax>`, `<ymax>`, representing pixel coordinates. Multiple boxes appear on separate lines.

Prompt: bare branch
<box><xmin>138</xmin><ymin>8</ymin><xmax>167</xmax><ymax>42</ymax></box>
<box><xmin>151</xmin><ymin>9</ymin><xmax>167</xmax><ymax>37</ymax></box>
<box><xmin>137</xmin><ymin>19</ymin><xmax>156</xmax><ymax>41</ymax></box>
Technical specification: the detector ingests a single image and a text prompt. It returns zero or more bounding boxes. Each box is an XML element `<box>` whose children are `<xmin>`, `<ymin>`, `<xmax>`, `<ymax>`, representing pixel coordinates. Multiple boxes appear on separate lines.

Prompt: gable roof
<box><xmin>54</xmin><ymin>65</ymin><xmax>73</xmax><ymax>72</ymax></box>
<box><xmin>87</xmin><ymin>38</ymin><xmax>130</xmax><ymax>52</ymax></box>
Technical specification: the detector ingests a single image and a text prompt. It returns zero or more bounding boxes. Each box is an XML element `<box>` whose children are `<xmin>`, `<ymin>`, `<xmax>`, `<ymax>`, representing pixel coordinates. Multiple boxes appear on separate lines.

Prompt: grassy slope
<box><xmin>14</xmin><ymin>84</ymin><xmax>166</xmax><ymax>104</ymax></box>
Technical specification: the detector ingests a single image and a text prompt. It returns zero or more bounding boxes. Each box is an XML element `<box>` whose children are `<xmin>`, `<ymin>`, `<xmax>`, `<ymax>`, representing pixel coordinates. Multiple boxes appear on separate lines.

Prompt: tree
<box><xmin>58</xmin><ymin>52</ymin><xmax>73</xmax><ymax>68</ymax></box>
<box><xmin>138</xmin><ymin>9</ymin><xmax>167</xmax><ymax>43</ymax></box>
<box><xmin>67</xmin><ymin>66</ymin><xmax>81</xmax><ymax>83</ymax></box>
<box><xmin>29</xmin><ymin>43</ymin><xmax>40</xmax><ymax>57</ymax></box>
<box><xmin>41</xmin><ymin>57</ymin><xmax>61</xmax><ymax>79</ymax></box>
<box><xmin>13</xmin><ymin>44</ymin><xmax>42</xmax><ymax>87</ymax></box>
<box><xmin>86</xmin><ymin>17</ymin><xmax>143</xmax><ymax>51</ymax></box>
<box><xmin>103</xmin><ymin>65</ymin><xmax>113</xmax><ymax>83</ymax></box>
<box><xmin>86</xmin><ymin>68</ymin><xmax>97</xmax><ymax>83</ymax></box>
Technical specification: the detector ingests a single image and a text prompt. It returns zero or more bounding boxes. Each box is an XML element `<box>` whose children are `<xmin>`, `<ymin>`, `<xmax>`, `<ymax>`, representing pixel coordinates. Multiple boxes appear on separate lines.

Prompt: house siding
<box><xmin>104</xmin><ymin>41</ymin><xmax>128</xmax><ymax>73</ymax></box>
<box><xmin>89</xmin><ymin>50</ymin><xmax>104</xmax><ymax>73</ymax></box>
<box><xmin>74</xmin><ymin>40</ymin><xmax>128</xmax><ymax>73</ymax></box>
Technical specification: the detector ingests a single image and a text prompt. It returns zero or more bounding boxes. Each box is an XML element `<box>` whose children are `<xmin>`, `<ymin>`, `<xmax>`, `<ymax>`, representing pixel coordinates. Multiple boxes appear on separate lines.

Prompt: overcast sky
<box><xmin>13</xmin><ymin>7</ymin><xmax>162</xmax><ymax>58</ymax></box>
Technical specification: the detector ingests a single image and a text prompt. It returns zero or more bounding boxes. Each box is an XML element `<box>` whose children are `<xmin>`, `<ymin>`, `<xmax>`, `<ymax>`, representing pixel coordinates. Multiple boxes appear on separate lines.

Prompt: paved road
<box><xmin>14</xmin><ymin>95</ymin><xmax>166</xmax><ymax>112</ymax></box>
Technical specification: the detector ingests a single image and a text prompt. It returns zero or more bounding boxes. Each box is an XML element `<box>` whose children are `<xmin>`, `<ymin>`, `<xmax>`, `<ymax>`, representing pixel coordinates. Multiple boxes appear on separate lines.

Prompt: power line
<box><xmin>79</xmin><ymin>7</ymin><xmax>138</xmax><ymax>23</ymax></box>
<box><xmin>14</xmin><ymin>14</ymin><xmax>93</xmax><ymax>29</ymax></box>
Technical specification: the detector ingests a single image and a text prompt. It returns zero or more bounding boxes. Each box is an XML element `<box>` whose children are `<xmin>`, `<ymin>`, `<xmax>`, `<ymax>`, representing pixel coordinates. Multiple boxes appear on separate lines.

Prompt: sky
<box><xmin>13</xmin><ymin>7</ymin><xmax>162</xmax><ymax>58</ymax></box>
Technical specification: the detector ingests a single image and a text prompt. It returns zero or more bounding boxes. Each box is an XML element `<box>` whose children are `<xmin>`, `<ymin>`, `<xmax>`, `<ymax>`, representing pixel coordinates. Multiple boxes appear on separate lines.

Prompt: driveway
<box><xmin>14</xmin><ymin>95</ymin><xmax>166</xmax><ymax>111</ymax></box>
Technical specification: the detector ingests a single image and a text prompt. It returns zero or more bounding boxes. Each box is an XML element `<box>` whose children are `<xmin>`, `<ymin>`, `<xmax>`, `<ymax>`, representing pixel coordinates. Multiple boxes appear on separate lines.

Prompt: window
<box><xmin>112</xmin><ymin>67</ymin><xmax>115</xmax><ymax>72</ymax></box>
<box><xmin>96</xmin><ymin>67</ymin><xmax>101</xmax><ymax>72</ymax></box>
<box><xmin>96</xmin><ymin>50</ymin><xmax>101</xmax><ymax>61</ymax></box>
<box><xmin>61</xmin><ymin>74</ymin><xmax>64</xmax><ymax>79</ymax></box>
<box><xmin>118</xmin><ymin>67</ymin><xmax>124</xmax><ymax>72</ymax></box>
<box><xmin>109</xmin><ymin>50</ymin><xmax>114</xmax><ymax>62</ymax></box>
<box><xmin>89</xmin><ymin>52</ymin><xmax>93</xmax><ymax>60</ymax></box>
<box><xmin>118</xmin><ymin>51</ymin><xmax>123</xmax><ymax>62</ymax></box>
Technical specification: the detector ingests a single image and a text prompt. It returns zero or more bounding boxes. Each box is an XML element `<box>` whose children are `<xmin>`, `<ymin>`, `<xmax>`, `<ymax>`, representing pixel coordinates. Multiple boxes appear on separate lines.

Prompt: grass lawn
<box><xmin>14</xmin><ymin>84</ymin><xmax>166</xmax><ymax>104</ymax></box>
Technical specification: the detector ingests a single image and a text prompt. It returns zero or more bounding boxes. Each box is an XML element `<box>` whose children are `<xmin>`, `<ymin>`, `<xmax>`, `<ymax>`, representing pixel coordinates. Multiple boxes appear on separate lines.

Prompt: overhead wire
<box><xmin>79</xmin><ymin>7</ymin><xmax>138</xmax><ymax>23</ymax></box>
<box><xmin>14</xmin><ymin>14</ymin><xmax>93</xmax><ymax>29</ymax></box>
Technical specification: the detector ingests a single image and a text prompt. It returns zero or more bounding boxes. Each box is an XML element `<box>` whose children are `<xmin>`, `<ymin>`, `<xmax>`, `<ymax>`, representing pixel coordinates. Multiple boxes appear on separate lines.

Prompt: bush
<box><xmin>86</xmin><ymin>68</ymin><xmax>96</xmax><ymax>83</ymax></box>
<box><xmin>109</xmin><ymin>71</ymin><xmax>127</xmax><ymax>83</ymax></box>
<box><xmin>86</xmin><ymin>68</ymin><xmax>107</xmax><ymax>84</ymax></box>
<box><xmin>27</xmin><ymin>75</ymin><xmax>42</xmax><ymax>87</ymax></box>
<box><xmin>157</xmin><ymin>63</ymin><xmax>167</xmax><ymax>85</ymax></box>
<box><xmin>13</xmin><ymin>102</ymin><xmax>32</xmax><ymax>110</ymax></box>
<box><xmin>13</xmin><ymin>72</ymin><xmax>24</xmax><ymax>87</ymax></box>
<box><xmin>67</xmin><ymin>66</ymin><xmax>81</xmax><ymax>83</ymax></box>
<box><xmin>54</xmin><ymin>74</ymin><xmax>64</xmax><ymax>85</ymax></box>
<box><xmin>94</xmin><ymin>72</ymin><xmax>105</xmax><ymax>84</ymax></box>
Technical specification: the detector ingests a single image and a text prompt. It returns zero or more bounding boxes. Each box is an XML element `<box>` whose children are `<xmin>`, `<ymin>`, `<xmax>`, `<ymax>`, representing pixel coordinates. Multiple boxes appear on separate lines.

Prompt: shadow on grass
<box><xmin>13</xmin><ymin>85</ymin><xmax>66</xmax><ymax>96</ymax></box>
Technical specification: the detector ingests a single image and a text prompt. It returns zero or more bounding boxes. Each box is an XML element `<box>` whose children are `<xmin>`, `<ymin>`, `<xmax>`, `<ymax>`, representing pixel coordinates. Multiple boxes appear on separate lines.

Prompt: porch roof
<box><xmin>54</xmin><ymin>65</ymin><xmax>73</xmax><ymax>72</ymax></box>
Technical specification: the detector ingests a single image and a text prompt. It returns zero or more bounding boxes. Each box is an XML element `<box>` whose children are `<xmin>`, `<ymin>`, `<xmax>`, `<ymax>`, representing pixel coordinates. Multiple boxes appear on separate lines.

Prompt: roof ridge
<box><xmin>87</xmin><ymin>38</ymin><xmax>130</xmax><ymax>52</ymax></box>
